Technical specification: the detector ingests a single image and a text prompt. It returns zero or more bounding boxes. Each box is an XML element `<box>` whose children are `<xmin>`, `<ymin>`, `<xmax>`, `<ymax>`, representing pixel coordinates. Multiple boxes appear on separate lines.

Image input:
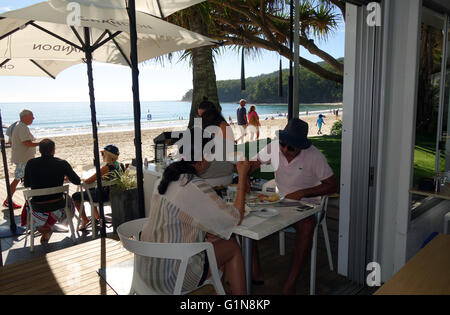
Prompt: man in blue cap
<box><xmin>248</xmin><ymin>118</ymin><xmax>338</xmax><ymax>294</ymax></box>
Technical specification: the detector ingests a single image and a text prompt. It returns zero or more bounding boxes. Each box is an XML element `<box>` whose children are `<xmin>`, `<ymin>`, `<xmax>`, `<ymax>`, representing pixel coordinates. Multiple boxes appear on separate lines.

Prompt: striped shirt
<box><xmin>138</xmin><ymin>175</ymin><xmax>240</xmax><ymax>294</ymax></box>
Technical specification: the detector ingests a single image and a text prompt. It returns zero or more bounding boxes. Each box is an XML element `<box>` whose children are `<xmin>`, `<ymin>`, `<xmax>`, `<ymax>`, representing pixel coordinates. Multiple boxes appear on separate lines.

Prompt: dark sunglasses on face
<box><xmin>101</xmin><ymin>151</ymin><xmax>105</xmax><ymax>156</ymax></box>
<box><xmin>279</xmin><ymin>141</ymin><xmax>296</xmax><ymax>152</ymax></box>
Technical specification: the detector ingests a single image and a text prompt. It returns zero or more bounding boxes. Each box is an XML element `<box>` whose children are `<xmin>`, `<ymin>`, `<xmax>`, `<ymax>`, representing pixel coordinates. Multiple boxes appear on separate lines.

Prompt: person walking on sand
<box><xmin>316</xmin><ymin>114</ymin><xmax>325</xmax><ymax>135</ymax></box>
<box><xmin>5</xmin><ymin>109</ymin><xmax>39</xmax><ymax>209</ymax></box>
<box><xmin>235</xmin><ymin>99</ymin><xmax>248</xmax><ymax>144</ymax></box>
<box><xmin>248</xmin><ymin>105</ymin><xmax>261</xmax><ymax>141</ymax></box>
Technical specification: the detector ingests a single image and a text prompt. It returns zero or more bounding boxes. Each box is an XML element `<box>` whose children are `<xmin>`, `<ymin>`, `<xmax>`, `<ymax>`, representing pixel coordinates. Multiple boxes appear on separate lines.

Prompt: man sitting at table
<box><xmin>24</xmin><ymin>139</ymin><xmax>81</xmax><ymax>244</ymax></box>
<box><xmin>247</xmin><ymin>118</ymin><xmax>338</xmax><ymax>294</ymax></box>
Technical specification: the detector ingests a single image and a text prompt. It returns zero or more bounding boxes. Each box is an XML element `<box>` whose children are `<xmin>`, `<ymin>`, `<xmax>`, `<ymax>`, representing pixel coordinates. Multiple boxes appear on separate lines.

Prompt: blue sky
<box><xmin>0</xmin><ymin>0</ymin><xmax>345</xmax><ymax>102</ymax></box>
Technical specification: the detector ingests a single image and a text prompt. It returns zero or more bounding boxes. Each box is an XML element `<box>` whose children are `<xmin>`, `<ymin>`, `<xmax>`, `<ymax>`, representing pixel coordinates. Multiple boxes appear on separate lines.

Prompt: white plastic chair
<box><xmin>23</xmin><ymin>184</ymin><xmax>76</xmax><ymax>252</ymax></box>
<box><xmin>78</xmin><ymin>179</ymin><xmax>116</xmax><ymax>239</ymax></box>
<box><xmin>262</xmin><ymin>179</ymin><xmax>334</xmax><ymax>295</ymax></box>
<box><xmin>444</xmin><ymin>212</ymin><xmax>450</xmax><ymax>234</ymax></box>
<box><xmin>117</xmin><ymin>218</ymin><xmax>225</xmax><ymax>295</ymax></box>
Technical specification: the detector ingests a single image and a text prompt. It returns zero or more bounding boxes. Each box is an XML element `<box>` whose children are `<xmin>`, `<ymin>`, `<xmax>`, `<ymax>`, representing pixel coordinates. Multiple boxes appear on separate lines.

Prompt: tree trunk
<box><xmin>188</xmin><ymin>12</ymin><xmax>220</xmax><ymax>128</ymax></box>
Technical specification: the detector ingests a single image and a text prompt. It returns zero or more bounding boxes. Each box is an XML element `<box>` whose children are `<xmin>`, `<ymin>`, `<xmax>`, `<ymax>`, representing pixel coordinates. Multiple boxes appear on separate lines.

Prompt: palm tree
<box><xmin>168</xmin><ymin>0</ymin><xmax>345</xmax><ymax>125</ymax></box>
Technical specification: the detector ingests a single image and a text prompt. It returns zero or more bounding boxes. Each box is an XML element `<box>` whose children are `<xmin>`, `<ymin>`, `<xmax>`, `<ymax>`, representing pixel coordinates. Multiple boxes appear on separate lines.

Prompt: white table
<box><xmin>232</xmin><ymin>201</ymin><xmax>321</xmax><ymax>294</ymax></box>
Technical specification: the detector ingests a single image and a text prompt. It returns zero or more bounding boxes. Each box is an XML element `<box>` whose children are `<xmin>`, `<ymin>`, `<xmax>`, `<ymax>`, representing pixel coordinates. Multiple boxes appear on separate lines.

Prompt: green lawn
<box><xmin>236</xmin><ymin>135</ymin><xmax>342</xmax><ymax>183</ymax></box>
<box><xmin>237</xmin><ymin>134</ymin><xmax>438</xmax><ymax>186</ymax></box>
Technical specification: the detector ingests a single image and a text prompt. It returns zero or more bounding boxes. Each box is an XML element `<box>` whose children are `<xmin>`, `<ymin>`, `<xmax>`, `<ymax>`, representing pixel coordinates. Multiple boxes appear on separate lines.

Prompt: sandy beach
<box><xmin>1</xmin><ymin>112</ymin><xmax>342</xmax><ymax>180</ymax></box>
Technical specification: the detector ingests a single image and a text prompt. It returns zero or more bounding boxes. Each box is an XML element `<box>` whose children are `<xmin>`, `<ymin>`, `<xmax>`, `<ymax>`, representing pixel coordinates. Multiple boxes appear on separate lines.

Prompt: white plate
<box><xmin>251</xmin><ymin>207</ymin><xmax>279</xmax><ymax>218</ymax></box>
<box><xmin>246</xmin><ymin>192</ymin><xmax>284</xmax><ymax>206</ymax></box>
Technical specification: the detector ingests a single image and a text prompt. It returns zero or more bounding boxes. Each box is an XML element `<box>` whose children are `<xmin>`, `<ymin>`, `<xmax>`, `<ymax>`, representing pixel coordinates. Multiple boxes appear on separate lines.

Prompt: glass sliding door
<box><xmin>413</xmin><ymin>8</ymin><xmax>446</xmax><ymax>185</ymax></box>
<box><xmin>441</xmin><ymin>18</ymin><xmax>450</xmax><ymax>172</ymax></box>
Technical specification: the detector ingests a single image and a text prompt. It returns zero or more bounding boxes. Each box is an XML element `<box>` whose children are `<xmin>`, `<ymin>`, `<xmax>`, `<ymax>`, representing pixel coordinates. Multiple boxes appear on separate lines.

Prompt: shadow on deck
<box><xmin>0</xmin><ymin>179</ymin><xmax>364</xmax><ymax>295</ymax></box>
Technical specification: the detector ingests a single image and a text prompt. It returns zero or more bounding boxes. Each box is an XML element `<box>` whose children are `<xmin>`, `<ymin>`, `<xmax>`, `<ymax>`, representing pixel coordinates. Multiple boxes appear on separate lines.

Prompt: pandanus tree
<box><xmin>167</xmin><ymin>0</ymin><xmax>345</xmax><ymax>126</ymax></box>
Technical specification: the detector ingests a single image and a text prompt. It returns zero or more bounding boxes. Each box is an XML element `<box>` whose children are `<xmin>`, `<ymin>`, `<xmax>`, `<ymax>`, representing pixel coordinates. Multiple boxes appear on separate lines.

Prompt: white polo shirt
<box><xmin>255</xmin><ymin>140</ymin><xmax>333</xmax><ymax>204</ymax></box>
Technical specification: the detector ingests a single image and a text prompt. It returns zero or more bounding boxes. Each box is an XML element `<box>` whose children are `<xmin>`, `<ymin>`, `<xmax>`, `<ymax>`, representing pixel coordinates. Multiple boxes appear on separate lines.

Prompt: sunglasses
<box><xmin>279</xmin><ymin>141</ymin><xmax>297</xmax><ymax>152</ymax></box>
<box><xmin>101</xmin><ymin>151</ymin><xmax>105</xmax><ymax>156</ymax></box>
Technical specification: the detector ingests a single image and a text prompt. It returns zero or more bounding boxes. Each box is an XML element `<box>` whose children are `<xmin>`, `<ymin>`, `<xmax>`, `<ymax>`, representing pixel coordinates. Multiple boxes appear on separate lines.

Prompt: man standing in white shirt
<box><xmin>4</xmin><ymin>109</ymin><xmax>39</xmax><ymax>209</ymax></box>
<box><xmin>248</xmin><ymin>118</ymin><xmax>338</xmax><ymax>294</ymax></box>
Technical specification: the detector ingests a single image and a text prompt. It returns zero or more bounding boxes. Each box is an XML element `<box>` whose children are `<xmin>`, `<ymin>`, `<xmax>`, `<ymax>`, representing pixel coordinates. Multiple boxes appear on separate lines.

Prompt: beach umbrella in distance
<box><xmin>0</xmin><ymin>58</ymin><xmax>79</xmax><ymax>240</ymax></box>
<box><xmin>0</xmin><ymin>1</ymin><xmax>215</xmax><ymax>237</ymax></box>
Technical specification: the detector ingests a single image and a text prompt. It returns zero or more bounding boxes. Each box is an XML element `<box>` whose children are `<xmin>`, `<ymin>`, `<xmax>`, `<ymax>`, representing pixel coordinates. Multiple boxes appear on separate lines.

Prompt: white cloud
<box><xmin>0</xmin><ymin>7</ymin><xmax>11</xmax><ymax>12</ymax></box>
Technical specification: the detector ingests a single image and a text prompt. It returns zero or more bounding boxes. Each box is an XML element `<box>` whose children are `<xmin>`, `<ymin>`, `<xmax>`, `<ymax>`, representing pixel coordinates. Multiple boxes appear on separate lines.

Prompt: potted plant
<box><xmin>109</xmin><ymin>168</ymin><xmax>141</xmax><ymax>232</ymax></box>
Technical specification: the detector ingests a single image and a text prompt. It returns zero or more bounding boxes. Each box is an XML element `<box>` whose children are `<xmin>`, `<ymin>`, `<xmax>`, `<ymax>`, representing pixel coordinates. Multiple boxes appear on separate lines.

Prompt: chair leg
<box><xmin>30</xmin><ymin>214</ymin><xmax>34</xmax><ymax>253</ymax></box>
<box><xmin>91</xmin><ymin>205</ymin><xmax>97</xmax><ymax>240</ymax></box>
<box><xmin>321</xmin><ymin>220</ymin><xmax>334</xmax><ymax>271</ymax></box>
<box><xmin>279</xmin><ymin>230</ymin><xmax>285</xmax><ymax>256</ymax></box>
<box><xmin>444</xmin><ymin>212</ymin><xmax>450</xmax><ymax>234</ymax></box>
<box><xmin>65</xmin><ymin>207</ymin><xmax>76</xmax><ymax>243</ymax></box>
<box><xmin>310</xmin><ymin>225</ymin><xmax>318</xmax><ymax>295</ymax></box>
<box><xmin>25</xmin><ymin>211</ymin><xmax>30</xmax><ymax>247</ymax></box>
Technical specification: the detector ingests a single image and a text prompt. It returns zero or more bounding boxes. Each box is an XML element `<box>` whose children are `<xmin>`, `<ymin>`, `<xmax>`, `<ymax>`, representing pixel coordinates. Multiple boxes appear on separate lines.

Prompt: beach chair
<box><xmin>23</xmin><ymin>185</ymin><xmax>76</xmax><ymax>252</ymax></box>
<box><xmin>117</xmin><ymin>218</ymin><xmax>225</xmax><ymax>295</ymax></box>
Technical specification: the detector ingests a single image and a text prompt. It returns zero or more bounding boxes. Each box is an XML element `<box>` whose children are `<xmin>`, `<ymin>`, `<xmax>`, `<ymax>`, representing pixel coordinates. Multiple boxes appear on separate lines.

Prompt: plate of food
<box><xmin>246</xmin><ymin>192</ymin><xmax>284</xmax><ymax>206</ymax></box>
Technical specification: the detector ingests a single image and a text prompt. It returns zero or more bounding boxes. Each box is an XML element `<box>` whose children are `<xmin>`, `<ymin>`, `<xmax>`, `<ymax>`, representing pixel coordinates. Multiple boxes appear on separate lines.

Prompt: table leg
<box><xmin>242</xmin><ymin>236</ymin><xmax>253</xmax><ymax>294</ymax></box>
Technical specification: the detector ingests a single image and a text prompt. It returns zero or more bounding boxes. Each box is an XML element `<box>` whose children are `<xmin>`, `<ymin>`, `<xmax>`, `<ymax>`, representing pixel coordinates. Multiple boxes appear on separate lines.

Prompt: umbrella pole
<box><xmin>84</xmin><ymin>27</ymin><xmax>107</xmax><ymax>238</ymax></box>
<box><xmin>288</xmin><ymin>0</ymin><xmax>294</xmax><ymax>121</ymax></box>
<box><xmin>127</xmin><ymin>0</ymin><xmax>146</xmax><ymax>219</ymax></box>
<box><xmin>0</xmin><ymin>109</ymin><xmax>22</xmax><ymax>239</ymax></box>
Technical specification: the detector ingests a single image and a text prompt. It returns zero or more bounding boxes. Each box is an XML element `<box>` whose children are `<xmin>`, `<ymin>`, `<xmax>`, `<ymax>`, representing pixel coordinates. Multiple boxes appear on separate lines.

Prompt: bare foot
<box><xmin>38</xmin><ymin>225</ymin><xmax>53</xmax><ymax>244</ymax></box>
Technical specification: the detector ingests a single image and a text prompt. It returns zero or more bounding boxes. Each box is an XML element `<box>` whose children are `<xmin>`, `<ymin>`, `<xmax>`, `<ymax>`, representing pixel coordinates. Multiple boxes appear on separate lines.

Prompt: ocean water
<box><xmin>0</xmin><ymin>101</ymin><xmax>342</xmax><ymax>138</ymax></box>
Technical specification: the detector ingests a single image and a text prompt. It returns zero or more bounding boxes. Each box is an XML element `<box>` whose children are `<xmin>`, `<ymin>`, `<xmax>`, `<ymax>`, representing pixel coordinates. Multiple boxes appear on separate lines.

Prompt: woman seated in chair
<box><xmin>198</xmin><ymin>102</ymin><xmax>237</xmax><ymax>190</ymax></box>
<box><xmin>139</xmin><ymin>127</ymin><xmax>248</xmax><ymax>295</ymax></box>
<box><xmin>72</xmin><ymin>144</ymin><xmax>124</xmax><ymax>231</ymax></box>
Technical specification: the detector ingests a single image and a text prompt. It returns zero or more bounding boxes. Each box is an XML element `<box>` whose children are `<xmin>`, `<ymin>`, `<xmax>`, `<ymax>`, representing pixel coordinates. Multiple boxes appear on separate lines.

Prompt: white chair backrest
<box><xmin>117</xmin><ymin>218</ymin><xmax>224</xmax><ymax>295</ymax></box>
<box><xmin>117</xmin><ymin>219</ymin><xmax>212</xmax><ymax>259</ymax></box>
<box><xmin>82</xmin><ymin>179</ymin><xmax>117</xmax><ymax>190</ymax></box>
<box><xmin>23</xmin><ymin>185</ymin><xmax>69</xmax><ymax>198</ymax></box>
<box><xmin>317</xmin><ymin>195</ymin><xmax>329</xmax><ymax>224</ymax></box>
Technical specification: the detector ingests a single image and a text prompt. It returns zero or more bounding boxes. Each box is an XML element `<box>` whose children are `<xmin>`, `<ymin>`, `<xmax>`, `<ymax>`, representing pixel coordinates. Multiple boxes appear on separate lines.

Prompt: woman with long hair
<box><xmin>248</xmin><ymin>105</ymin><xmax>261</xmax><ymax>141</ymax></box>
<box><xmin>139</xmin><ymin>128</ymin><xmax>248</xmax><ymax>294</ymax></box>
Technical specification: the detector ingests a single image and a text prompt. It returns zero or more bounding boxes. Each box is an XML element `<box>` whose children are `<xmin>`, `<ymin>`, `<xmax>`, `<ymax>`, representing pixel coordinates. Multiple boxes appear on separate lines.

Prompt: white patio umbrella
<box><xmin>0</xmin><ymin>58</ymin><xmax>80</xmax><ymax>78</ymax></box>
<box><xmin>0</xmin><ymin>1</ymin><xmax>215</xmax><ymax>237</ymax></box>
<box><xmin>49</xmin><ymin>0</ymin><xmax>205</xmax><ymax>19</ymax></box>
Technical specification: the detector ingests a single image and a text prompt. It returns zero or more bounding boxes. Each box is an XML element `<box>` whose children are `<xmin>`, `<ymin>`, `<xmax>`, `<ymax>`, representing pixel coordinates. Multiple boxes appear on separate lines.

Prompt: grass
<box><xmin>236</xmin><ymin>135</ymin><xmax>342</xmax><ymax>183</ymax></box>
<box><xmin>237</xmin><ymin>134</ymin><xmax>439</xmax><ymax>188</ymax></box>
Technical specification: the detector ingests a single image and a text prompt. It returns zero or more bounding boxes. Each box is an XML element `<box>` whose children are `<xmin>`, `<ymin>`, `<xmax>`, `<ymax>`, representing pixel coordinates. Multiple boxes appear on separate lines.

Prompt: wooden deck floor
<box><xmin>0</xmin><ymin>178</ymin><xmax>351</xmax><ymax>295</ymax></box>
<box><xmin>0</xmin><ymin>237</ymin><xmax>131</xmax><ymax>295</ymax></box>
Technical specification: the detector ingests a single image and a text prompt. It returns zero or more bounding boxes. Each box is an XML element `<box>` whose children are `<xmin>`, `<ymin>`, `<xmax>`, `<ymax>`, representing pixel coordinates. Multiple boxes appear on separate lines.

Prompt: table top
<box><xmin>232</xmin><ymin>200</ymin><xmax>320</xmax><ymax>240</ymax></box>
<box><xmin>375</xmin><ymin>234</ymin><xmax>450</xmax><ymax>295</ymax></box>
<box><xmin>409</xmin><ymin>183</ymin><xmax>450</xmax><ymax>200</ymax></box>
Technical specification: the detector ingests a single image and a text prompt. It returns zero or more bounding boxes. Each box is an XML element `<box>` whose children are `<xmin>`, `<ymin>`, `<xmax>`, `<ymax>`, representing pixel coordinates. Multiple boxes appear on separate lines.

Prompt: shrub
<box><xmin>330</xmin><ymin>120</ymin><xmax>343</xmax><ymax>136</ymax></box>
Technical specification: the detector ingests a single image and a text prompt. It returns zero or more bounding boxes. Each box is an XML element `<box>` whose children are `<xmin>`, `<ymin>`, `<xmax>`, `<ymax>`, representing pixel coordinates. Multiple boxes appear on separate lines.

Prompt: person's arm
<box><xmin>84</xmin><ymin>165</ymin><xmax>110</xmax><ymax>184</ymax></box>
<box><xmin>65</xmin><ymin>162</ymin><xmax>81</xmax><ymax>185</ymax></box>
<box><xmin>22</xmin><ymin>140</ymin><xmax>39</xmax><ymax>147</ymax></box>
<box><xmin>233</xmin><ymin>160</ymin><xmax>250</xmax><ymax>225</ymax></box>
<box><xmin>285</xmin><ymin>175</ymin><xmax>338</xmax><ymax>200</ymax></box>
